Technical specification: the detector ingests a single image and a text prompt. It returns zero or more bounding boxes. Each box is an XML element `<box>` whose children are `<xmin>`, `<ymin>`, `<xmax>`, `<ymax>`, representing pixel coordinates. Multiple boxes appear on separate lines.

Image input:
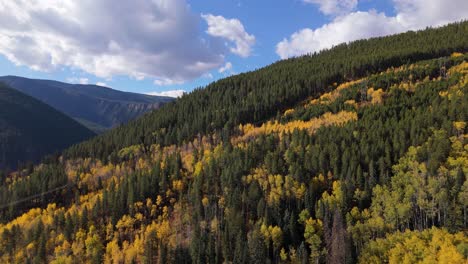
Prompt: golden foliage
<box><xmin>449</xmin><ymin>61</ymin><xmax>468</xmax><ymax>75</ymax></box>
<box><xmin>451</xmin><ymin>52</ymin><xmax>464</xmax><ymax>58</ymax></box>
<box><xmin>202</xmin><ymin>196</ymin><xmax>209</xmax><ymax>207</ymax></box>
<box><xmin>104</xmin><ymin>238</ymin><xmax>123</xmax><ymax>264</ymax></box>
<box><xmin>309</xmin><ymin>79</ymin><xmax>364</xmax><ymax>106</ymax></box>
<box><xmin>359</xmin><ymin>228</ymin><xmax>468</xmax><ymax>264</ymax></box>
<box><xmin>303</xmin><ymin>217</ymin><xmax>324</xmax><ymax>261</ymax></box>
<box><xmin>235</xmin><ymin>111</ymin><xmax>357</xmax><ymax>143</ymax></box>
<box><xmin>172</xmin><ymin>180</ymin><xmax>184</xmax><ymax>192</ymax></box>
<box><xmin>344</xmin><ymin>99</ymin><xmax>358</xmax><ymax>108</ymax></box>
<box><xmin>261</xmin><ymin>224</ymin><xmax>283</xmax><ymax>249</ymax></box>
<box><xmin>367</xmin><ymin>88</ymin><xmax>385</xmax><ymax>105</ymax></box>
<box><xmin>283</xmin><ymin>108</ymin><xmax>295</xmax><ymax>117</ymax></box>
<box><xmin>317</xmin><ymin>180</ymin><xmax>344</xmax><ymax>216</ymax></box>
<box><xmin>453</xmin><ymin>121</ymin><xmax>466</xmax><ymax>133</ymax></box>
<box><xmin>244</xmin><ymin>167</ymin><xmax>307</xmax><ymax>205</ymax></box>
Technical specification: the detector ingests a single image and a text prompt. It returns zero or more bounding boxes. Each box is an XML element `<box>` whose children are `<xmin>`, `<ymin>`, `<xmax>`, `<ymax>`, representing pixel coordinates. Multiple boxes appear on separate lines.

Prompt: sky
<box><xmin>0</xmin><ymin>0</ymin><xmax>467</xmax><ymax>97</ymax></box>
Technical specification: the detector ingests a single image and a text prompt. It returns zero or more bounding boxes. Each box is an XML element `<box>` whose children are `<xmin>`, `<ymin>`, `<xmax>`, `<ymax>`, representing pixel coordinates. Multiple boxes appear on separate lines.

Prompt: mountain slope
<box><xmin>0</xmin><ymin>51</ymin><xmax>466</xmax><ymax>263</ymax></box>
<box><xmin>0</xmin><ymin>22</ymin><xmax>467</xmax><ymax>263</ymax></box>
<box><xmin>0</xmin><ymin>83</ymin><xmax>95</xmax><ymax>170</ymax></box>
<box><xmin>0</xmin><ymin>76</ymin><xmax>174</xmax><ymax>133</ymax></box>
<box><xmin>65</xmin><ymin>21</ymin><xmax>468</xmax><ymax>160</ymax></box>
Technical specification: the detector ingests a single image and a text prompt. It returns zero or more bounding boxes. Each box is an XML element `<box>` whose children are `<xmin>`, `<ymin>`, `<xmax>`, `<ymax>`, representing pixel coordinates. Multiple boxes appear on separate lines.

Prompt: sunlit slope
<box><xmin>66</xmin><ymin>21</ymin><xmax>468</xmax><ymax>161</ymax></box>
<box><xmin>0</xmin><ymin>52</ymin><xmax>466</xmax><ymax>263</ymax></box>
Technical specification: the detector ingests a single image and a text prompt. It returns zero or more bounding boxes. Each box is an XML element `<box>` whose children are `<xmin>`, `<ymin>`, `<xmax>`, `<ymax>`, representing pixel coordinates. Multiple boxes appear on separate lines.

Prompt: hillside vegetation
<box><xmin>66</xmin><ymin>21</ymin><xmax>468</xmax><ymax>160</ymax></box>
<box><xmin>0</xmin><ymin>83</ymin><xmax>95</xmax><ymax>170</ymax></box>
<box><xmin>0</xmin><ymin>23</ymin><xmax>467</xmax><ymax>263</ymax></box>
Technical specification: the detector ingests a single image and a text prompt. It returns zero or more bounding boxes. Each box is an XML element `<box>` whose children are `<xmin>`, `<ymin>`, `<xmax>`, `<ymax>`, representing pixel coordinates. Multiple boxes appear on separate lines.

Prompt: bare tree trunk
<box><xmin>329</xmin><ymin>209</ymin><xmax>346</xmax><ymax>264</ymax></box>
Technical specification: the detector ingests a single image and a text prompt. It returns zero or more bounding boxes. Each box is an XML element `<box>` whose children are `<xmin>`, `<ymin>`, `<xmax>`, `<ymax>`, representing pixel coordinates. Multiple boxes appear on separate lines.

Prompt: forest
<box><xmin>65</xmin><ymin>21</ymin><xmax>468</xmax><ymax>161</ymax></box>
<box><xmin>0</xmin><ymin>22</ymin><xmax>467</xmax><ymax>263</ymax></box>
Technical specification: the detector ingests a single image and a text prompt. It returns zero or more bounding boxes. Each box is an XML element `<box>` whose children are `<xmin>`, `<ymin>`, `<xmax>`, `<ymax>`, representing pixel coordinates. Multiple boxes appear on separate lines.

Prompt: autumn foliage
<box><xmin>0</xmin><ymin>33</ymin><xmax>467</xmax><ymax>263</ymax></box>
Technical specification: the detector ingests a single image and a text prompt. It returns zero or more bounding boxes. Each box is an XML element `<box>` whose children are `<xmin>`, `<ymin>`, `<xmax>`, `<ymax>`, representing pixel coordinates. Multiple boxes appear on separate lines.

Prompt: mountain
<box><xmin>0</xmin><ymin>76</ymin><xmax>174</xmax><ymax>133</ymax></box>
<box><xmin>0</xmin><ymin>22</ymin><xmax>467</xmax><ymax>263</ymax></box>
<box><xmin>0</xmin><ymin>83</ymin><xmax>95</xmax><ymax>170</ymax></box>
<box><xmin>66</xmin><ymin>21</ymin><xmax>468</xmax><ymax>160</ymax></box>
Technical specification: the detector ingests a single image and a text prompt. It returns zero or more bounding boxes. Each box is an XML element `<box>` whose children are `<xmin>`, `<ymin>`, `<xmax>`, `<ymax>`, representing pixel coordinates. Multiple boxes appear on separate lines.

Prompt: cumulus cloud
<box><xmin>67</xmin><ymin>77</ymin><xmax>89</xmax><ymax>84</ymax></box>
<box><xmin>303</xmin><ymin>0</ymin><xmax>358</xmax><ymax>16</ymax></box>
<box><xmin>0</xmin><ymin>0</ymin><xmax>237</xmax><ymax>84</ymax></box>
<box><xmin>147</xmin><ymin>90</ymin><xmax>186</xmax><ymax>98</ymax></box>
<box><xmin>218</xmin><ymin>62</ymin><xmax>233</xmax><ymax>73</ymax></box>
<box><xmin>277</xmin><ymin>0</ymin><xmax>468</xmax><ymax>59</ymax></box>
<box><xmin>96</xmin><ymin>82</ymin><xmax>107</xmax><ymax>87</ymax></box>
<box><xmin>154</xmin><ymin>78</ymin><xmax>185</xmax><ymax>86</ymax></box>
<box><xmin>202</xmin><ymin>14</ymin><xmax>256</xmax><ymax>57</ymax></box>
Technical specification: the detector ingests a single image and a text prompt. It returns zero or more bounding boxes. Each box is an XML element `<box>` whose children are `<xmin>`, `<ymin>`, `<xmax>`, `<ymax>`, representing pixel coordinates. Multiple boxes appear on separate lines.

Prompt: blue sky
<box><xmin>0</xmin><ymin>0</ymin><xmax>466</xmax><ymax>97</ymax></box>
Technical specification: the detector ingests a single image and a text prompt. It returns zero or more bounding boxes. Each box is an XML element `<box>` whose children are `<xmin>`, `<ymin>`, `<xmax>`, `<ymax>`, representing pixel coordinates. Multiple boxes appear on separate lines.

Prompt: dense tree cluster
<box><xmin>0</xmin><ymin>162</ymin><xmax>69</xmax><ymax>221</ymax></box>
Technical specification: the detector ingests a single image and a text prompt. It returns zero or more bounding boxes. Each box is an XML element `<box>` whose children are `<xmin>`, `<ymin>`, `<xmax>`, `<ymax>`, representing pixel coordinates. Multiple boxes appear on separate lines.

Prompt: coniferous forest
<box><xmin>0</xmin><ymin>22</ymin><xmax>467</xmax><ymax>263</ymax></box>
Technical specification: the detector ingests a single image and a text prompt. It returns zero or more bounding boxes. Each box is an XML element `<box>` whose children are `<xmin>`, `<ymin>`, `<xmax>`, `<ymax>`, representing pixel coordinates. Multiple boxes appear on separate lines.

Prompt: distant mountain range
<box><xmin>0</xmin><ymin>76</ymin><xmax>174</xmax><ymax>133</ymax></box>
<box><xmin>0</xmin><ymin>82</ymin><xmax>95</xmax><ymax>170</ymax></box>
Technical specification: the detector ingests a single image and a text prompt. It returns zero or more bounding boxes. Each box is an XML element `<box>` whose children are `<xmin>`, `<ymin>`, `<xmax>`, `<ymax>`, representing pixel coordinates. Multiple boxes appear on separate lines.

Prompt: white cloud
<box><xmin>0</xmin><ymin>0</ymin><xmax>228</xmax><ymax>84</ymax></box>
<box><xmin>202</xmin><ymin>14</ymin><xmax>255</xmax><ymax>57</ymax></box>
<box><xmin>218</xmin><ymin>62</ymin><xmax>233</xmax><ymax>73</ymax></box>
<box><xmin>96</xmin><ymin>82</ymin><xmax>107</xmax><ymax>87</ymax></box>
<box><xmin>67</xmin><ymin>77</ymin><xmax>89</xmax><ymax>84</ymax></box>
<box><xmin>303</xmin><ymin>0</ymin><xmax>358</xmax><ymax>16</ymax></box>
<box><xmin>203</xmin><ymin>73</ymin><xmax>214</xmax><ymax>79</ymax></box>
<box><xmin>153</xmin><ymin>78</ymin><xmax>185</xmax><ymax>86</ymax></box>
<box><xmin>277</xmin><ymin>0</ymin><xmax>468</xmax><ymax>59</ymax></box>
<box><xmin>147</xmin><ymin>90</ymin><xmax>186</xmax><ymax>98</ymax></box>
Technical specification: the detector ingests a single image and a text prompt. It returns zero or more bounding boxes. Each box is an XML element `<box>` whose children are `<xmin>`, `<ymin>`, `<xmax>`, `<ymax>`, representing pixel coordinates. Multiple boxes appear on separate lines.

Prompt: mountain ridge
<box><xmin>0</xmin><ymin>82</ymin><xmax>95</xmax><ymax>170</ymax></box>
<box><xmin>0</xmin><ymin>76</ymin><xmax>174</xmax><ymax>133</ymax></box>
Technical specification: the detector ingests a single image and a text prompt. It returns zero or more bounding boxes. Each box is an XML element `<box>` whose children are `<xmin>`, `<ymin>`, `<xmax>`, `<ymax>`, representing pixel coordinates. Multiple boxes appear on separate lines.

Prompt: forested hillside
<box><xmin>66</xmin><ymin>21</ymin><xmax>468</xmax><ymax>160</ymax></box>
<box><xmin>0</xmin><ymin>76</ymin><xmax>174</xmax><ymax>133</ymax></box>
<box><xmin>0</xmin><ymin>83</ymin><xmax>95</xmax><ymax>170</ymax></box>
<box><xmin>0</xmin><ymin>23</ymin><xmax>467</xmax><ymax>264</ymax></box>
